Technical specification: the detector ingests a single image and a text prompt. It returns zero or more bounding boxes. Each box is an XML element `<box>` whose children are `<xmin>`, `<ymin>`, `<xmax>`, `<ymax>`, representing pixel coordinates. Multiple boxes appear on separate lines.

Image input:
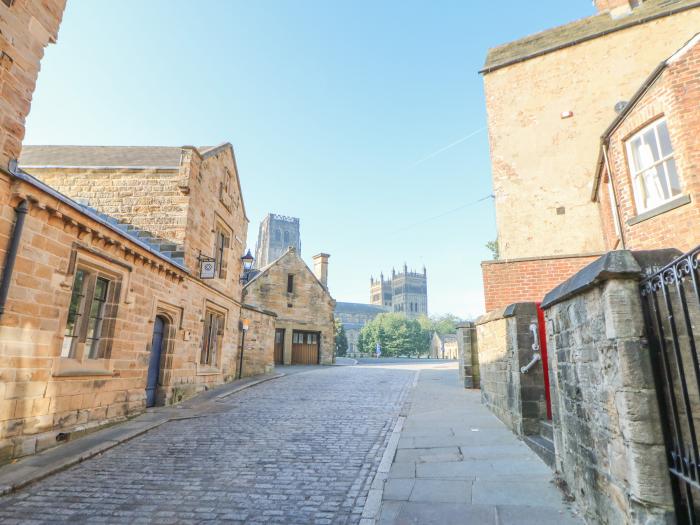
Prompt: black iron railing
<box><xmin>641</xmin><ymin>246</ymin><xmax>700</xmax><ymax>524</ymax></box>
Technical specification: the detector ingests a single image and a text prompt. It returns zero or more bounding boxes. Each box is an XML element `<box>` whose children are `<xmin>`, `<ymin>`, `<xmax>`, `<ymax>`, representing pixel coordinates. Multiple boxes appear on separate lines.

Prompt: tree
<box><xmin>416</xmin><ymin>314</ymin><xmax>465</xmax><ymax>336</ymax></box>
<box><xmin>334</xmin><ymin>319</ymin><xmax>348</xmax><ymax>357</ymax></box>
<box><xmin>359</xmin><ymin>313</ymin><xmax>431</xmax><ymax>357</ymax></box>
<box><xmin>486</xmin><ymin>238</ymin><xmax>500</xmax><ymax>260</ymax></box>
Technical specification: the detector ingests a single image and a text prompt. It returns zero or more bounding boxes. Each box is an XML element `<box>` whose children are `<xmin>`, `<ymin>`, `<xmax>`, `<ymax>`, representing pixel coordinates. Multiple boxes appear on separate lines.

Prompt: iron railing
<box><xmin>641</xmin><ymin>245</ymin><xmax>700</xmax><ymax>524</ymax></box>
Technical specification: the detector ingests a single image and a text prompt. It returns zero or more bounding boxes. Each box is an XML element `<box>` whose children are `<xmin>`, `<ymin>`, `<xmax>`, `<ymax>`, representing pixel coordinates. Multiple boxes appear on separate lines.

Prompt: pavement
<box><xmin>0</xmin><ymin>359</ymin><xmax>581</xmax><ymax>524</ymax></box>
<box><xmin>370</xmin><ymin>363</ymin><xmax>582</xmax><ymax>525</ymax></box>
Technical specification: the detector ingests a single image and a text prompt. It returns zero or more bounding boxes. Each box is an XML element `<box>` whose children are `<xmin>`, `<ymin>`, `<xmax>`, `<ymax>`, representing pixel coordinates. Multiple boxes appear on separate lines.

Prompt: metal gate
<box><xmin>640</xmin><ymin>246</ymin><xmax>700</xmax><ymax>524</ymax></box>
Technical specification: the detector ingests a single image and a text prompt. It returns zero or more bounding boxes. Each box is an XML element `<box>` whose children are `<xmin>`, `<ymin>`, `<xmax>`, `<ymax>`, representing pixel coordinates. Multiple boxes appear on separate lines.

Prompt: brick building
<box><xmin>594</xmin><ymin>33</ymin><xmax>700</xmax><ymax>252</ymax></box>
<box><xmin>480</xmin><ymin>0</ymin><xmax>700</xmax><ymax>312</ymax></box>
<box><xmin>243</xmin><ymin>248</ymin><xmax>335</xmax><ymax>365</ymax></box>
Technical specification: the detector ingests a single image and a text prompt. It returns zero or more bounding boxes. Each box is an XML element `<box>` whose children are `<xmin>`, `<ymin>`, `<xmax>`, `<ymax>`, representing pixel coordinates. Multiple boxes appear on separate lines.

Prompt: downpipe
<box><xmin>520</xmin><ymin>321</ymin><xmax>541</xmax><ymax>374</ymax></box>
<box><xmin>0</xmin><ymin>199</ymin><xmax>28</xmax><ymax>317</ymax></box>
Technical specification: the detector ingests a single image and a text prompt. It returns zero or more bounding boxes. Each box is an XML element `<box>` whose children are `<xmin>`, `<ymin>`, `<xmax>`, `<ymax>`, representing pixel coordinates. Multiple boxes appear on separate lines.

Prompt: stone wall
<box><xmin>0</xmin><ymin>0</ymin><xmax>66</xmax><ymax>172</ymax></box>
<box><xmin>542</xmin><ymin>251</ymin><xmax>675</xmax><ymax>524</ymax></box>
<box><xmin>483</xmin><ymin>5</ymin><xmax>700</xmax><ymax>260</ymax></box>
<box><xmin>240</xmin><ymin>305</ymin><xmax>276</xmax><ymax>377</ymax></box>
<box><xmin>0</xmin><ymin>171</ymin><xmax>256</xmax><ymax>463</ymax></box>
<box><xmin>597</xmin><ymin>37</ymin><xmax>700</xmax><ymax>253</ymax></box>
<box><xmin>456</xmin><ymin>322</ymin><xmax>479</xmax><ymax>388</ymax></box>
<box><xmin>243</xmin><ymin>248</ymin><xmax>335</xmax><ymax>365</ymax></box>
<box><xmin>476</xmin><ymin>303</ymin><xmax>547</xmax><ymax>435</ymax></box>
<box><xmin>481</xmin><ymin>254</ymin><xmax>600</xmax><ymax>311</ymax></box>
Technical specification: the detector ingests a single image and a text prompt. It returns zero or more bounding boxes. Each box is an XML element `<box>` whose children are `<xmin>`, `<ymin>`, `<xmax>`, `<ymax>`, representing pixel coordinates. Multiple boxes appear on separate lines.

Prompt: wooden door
<box><xmin>274</xmin><ymin>328</ymin><xmax>285</xmax><ymax>364</ymax></box>
<box><xmin>292</xmin><ymin>331</ymin><xmax>319</xmax><ymax>364</ymax></box>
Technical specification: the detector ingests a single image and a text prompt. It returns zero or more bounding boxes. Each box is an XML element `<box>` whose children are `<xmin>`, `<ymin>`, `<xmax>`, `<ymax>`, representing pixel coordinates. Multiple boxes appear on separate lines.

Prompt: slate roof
<box><xmin>482</xmin><ymin>0</ymin><xmax>700</xmax><ymax>73</ymax></box>
<box><xmin>19</xmin><ymin>145</ymin><xmax>185</xmax><ymax>168</ymax></box>
<box><xmin>334</xmin><ymin>302</ymin><xmax>388</xmax><ymax>315</ymax></box>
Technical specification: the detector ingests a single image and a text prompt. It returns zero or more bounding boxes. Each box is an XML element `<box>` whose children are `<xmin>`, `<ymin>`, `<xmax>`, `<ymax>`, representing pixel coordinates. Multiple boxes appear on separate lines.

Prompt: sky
<box><xmin>24</xmin><ymin>0</ymin><xmax>595</xmax><ymax>319</ymax></box>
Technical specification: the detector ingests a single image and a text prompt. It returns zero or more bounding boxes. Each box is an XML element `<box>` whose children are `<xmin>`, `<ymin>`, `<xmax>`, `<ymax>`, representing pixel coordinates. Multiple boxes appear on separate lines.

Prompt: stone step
<box><xmin>540</xmin><ymin>420</ymin><xmax>554</xmax><ymax>442</ymax></box>
<box><xmin>524</xmin><ymin>434</ymin><xmax>555</xmax><ymax>470</ymax></box>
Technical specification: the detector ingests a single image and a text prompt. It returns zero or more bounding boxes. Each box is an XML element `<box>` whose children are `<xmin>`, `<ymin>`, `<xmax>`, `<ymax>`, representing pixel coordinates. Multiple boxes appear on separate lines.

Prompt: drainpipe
<box><xmin>602</xmin><ymin>142</ymin><xmax>626</xmax><ymax>250</ymax></box>
<box><xmin>0</xmin><ymin>199</ymin><xmax>28</xmax><ymax>316</ymax></box>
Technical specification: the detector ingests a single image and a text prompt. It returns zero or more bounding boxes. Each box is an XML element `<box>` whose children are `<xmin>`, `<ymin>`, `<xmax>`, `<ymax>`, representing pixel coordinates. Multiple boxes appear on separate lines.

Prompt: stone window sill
<box><xmin>196</xmin><ymin>365</ymin><xmax>220</xmax><ymax>376</ymax></box>
<box><xmin>627</xmin><ymin>194</ymin><xmax>691</xmax><ymax>226</ymax></box>
<box><xmin>53</xmin><ymin>357</ymin><xmax>113</xmax><ymax>378</ymax></box>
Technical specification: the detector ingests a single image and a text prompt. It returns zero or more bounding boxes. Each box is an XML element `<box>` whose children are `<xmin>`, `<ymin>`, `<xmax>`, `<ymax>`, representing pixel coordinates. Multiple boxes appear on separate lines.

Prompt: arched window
<box><xmin>274</xmin><ymin>229</ymin><xmax>281</xmax><ymax>242</ymax></box>
<box><xmin>284</xmin><ymin>231</ymin><xmax>290</xmax><ymax>244</ymax></box>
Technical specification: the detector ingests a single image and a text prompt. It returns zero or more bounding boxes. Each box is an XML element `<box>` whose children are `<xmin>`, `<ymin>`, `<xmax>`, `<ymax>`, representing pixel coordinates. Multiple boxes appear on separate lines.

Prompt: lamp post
<box><xmin>238</xmin><ymin>318</ymin><xmax>250</xmax><ymax>379</ymax></box>
<box><xmin>240</xmin><ymin>250</ymin><xmax>254</xmax><ymax>284</ymax></box>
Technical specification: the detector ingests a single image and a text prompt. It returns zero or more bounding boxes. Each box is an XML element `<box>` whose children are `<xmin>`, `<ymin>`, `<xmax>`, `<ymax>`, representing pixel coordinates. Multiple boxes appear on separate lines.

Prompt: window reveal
<box><xmin>201</xmin><ymin>310</ymin><xmax>225</xmax><ymax>366</ymax></box>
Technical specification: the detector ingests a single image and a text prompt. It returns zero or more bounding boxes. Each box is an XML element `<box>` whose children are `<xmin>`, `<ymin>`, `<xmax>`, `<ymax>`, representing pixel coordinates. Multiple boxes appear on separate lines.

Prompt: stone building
<box><xmin>594</xmin><ymin>33</ymin><xmax>700</xmax><ymax>252</ymax></box>
<box><xmin>0</xmin><ymin>0</ymin><xmax>66</xmax><ymax>174</ymax></box>
<box><xmin>480</xmin><ymin>0</ymin><xmax>700</xmax><ymax>312</ymax></box>
<box><xmin>254</xmin><ymin>213</ymin><xmax>301</xmax><ymax>269</ymax></box>
<box><xmin>369</xmin><ymin>264</ymin><xmax>427</xmax><ymax>319</ymax></box>
<box><xmin>334</xmin><ymin>302</ymin><xmax>388</xmax><ymax>356</ymax></box>
<box><xmin>243</xmin><ymin>248</ymin><xmax>335</xmax><ymax>365</ymax></box>
<box><xmin>0</xmin><ymin>142</ymin><xmax>277</xmax><ymax>463</ymax></box>
<box><xmin>429</xmin><ymin>332</ymin><xmax>458</xmax><ymax>360</ymax></box>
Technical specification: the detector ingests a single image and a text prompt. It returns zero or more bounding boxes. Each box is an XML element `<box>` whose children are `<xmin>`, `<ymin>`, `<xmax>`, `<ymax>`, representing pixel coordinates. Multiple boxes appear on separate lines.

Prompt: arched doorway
<box><xmin>146</xmin><ymin>315</ymin><xmax>167</xmax><ymax>407</ymax></box>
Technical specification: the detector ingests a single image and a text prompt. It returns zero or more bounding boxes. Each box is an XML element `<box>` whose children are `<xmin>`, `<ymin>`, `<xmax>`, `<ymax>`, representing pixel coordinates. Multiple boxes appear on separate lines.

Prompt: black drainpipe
<box><xmin>0</xmin><ymin>199</ymin><xmax>28</xmax><ymax>316</ymax></box>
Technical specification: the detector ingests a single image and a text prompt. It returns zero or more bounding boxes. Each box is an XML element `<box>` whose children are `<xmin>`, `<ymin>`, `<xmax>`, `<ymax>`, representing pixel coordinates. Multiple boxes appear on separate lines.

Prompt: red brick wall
<box><xmin>599</xmin><ymin>39</ymin><xmax>700</xmax><ymax>253</ymax></box>
<box><xmin>481</xmin><ymin>255</ymin><xmax>600</xmax><ymax>312</ymax></box>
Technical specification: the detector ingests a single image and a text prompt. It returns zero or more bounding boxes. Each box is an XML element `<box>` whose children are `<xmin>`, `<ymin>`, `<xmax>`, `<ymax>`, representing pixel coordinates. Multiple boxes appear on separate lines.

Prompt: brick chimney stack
<box><xmin>313</xmin><ymin>253</ymin><xmax>330</xmax><ymax>288</ymax></box>
<box><xmin>594</xmin><ymin>0</ymin><xmax>637</xmax><ymax>16</ymax></box>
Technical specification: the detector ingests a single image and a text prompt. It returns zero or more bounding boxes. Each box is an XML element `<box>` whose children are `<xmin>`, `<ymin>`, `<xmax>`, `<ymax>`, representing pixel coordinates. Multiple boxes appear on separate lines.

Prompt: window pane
<box><xmin>642</xmin><ymin>128</ymin><xmax>660</xmax><ymax>165</ymax></box>
<box><xmin>629</xmin><ymin>137</ymin><xmax>644</xmax><ymax>172</ymax></box>
<box><xmin>666</xmin><ymin>158</ymin><xmax>682</xmax><ymax>196</ymax></box>
<box><xmin>86</xmin><ymin>278</ymin><xmax>109</xmax><ymax>359</ymax></box>
<box><xmin>62</xmin><ymin>269</ymin><xmax>87</xmax><ymax>358</ymax></box>
<box><xmin>657</xmin><ymin>121</ymin><xmax>673</xmax><ymax>157</ymax></box>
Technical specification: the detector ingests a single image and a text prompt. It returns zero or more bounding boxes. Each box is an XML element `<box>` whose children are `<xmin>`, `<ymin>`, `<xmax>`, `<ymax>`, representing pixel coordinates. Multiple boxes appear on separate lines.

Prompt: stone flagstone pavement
<box><xmin>374</xmin><ymin>363</ymin><xmax>582</xmax><ymax>525</ymax></box>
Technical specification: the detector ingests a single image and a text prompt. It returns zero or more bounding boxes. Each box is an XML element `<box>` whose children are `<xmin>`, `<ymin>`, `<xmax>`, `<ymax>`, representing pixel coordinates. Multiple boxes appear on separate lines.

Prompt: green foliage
<box><xmin>416</xmin><ymin>314</ymin><xmax>465</xmax><ymax>336</ymax></box>
<box><xmin>334</xmin><ymin>319</ymin><xmax>348</xmax><ymax>357</ymax></box>
<box><xmin>358</xmin><ymin>313</ymin><xmax>431</xmax><ymax>357</ymax></box>
<box><xmin>486</xmin><ymin>238</ymin><xmax>500</xmax><ymax>260</ymax></box>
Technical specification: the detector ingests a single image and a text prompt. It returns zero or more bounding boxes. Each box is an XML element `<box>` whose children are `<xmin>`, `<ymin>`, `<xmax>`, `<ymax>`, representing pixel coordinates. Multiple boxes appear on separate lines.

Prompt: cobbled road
<box><xmin>0</xmin><ymin>364</ymin><xmax>416</xmax><ymax>524</ymax></box>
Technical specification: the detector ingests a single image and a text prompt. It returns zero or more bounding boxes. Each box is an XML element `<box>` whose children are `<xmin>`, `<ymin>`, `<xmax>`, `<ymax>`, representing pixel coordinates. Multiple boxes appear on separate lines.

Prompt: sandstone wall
<box><xmin>0</xmin><ymin>171</ymin><xmax>250</xmax><ymax>463</ymax></box>
<box><xmin>599</xmin><ymin>39</ymin><xmax>700</xmax><ymax>253</ymax></box>
<box><xmin>476</xmin><ymin>303</ymin><xmax>547</xmax><ymax>436</ymax></box>
<box><xmin>243</xmin><ymin>249</ymin><xmax>335</xmax><ymax>365</ymax></box>
<box><xmin>543</xmin><ymin>252</ymin><xmax>674</xmax><ymax>524</ymax></box>
<box><xmin>484</xmin><ymin>8</ymin><xmax>700</xmax><ymax>259</ymax></box>
<box><xmin>0</xmin><ymin>0</ymin><xmax>66</xmax><ymax>171</ymax></box>
<box><xmin>239</xmin><ymin>306</ymin><xmax>275</xmax><ymax>377</ymax></box>
<box><xmin>456</xmin><ymin>322</ymin><xmax>479</xmax><ymax>388</ymax></box>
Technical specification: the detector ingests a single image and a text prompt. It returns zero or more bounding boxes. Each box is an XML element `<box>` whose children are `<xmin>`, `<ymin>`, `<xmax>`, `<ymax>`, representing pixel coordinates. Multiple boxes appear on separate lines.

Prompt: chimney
<box><xmin>313</xmin><ymin>253</ymin><xmax>330</xmax><ymax>288</ymax></box>
<box><xmin>594</xmin><ymin>0</ymin><xmax>637</xmax><ymax>17</ymax></box>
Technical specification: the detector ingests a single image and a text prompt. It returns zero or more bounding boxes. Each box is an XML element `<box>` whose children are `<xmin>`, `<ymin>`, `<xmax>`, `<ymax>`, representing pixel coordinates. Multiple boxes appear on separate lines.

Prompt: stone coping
<box><xmin>540</xmin><ymin>249</ymin><xmax>682</xmax><ymax>310</ymax></box>
<box><xmin>241</xmin><ymin>303</ymin><xmax>277</xmax><ymax>317</ymax></box>
<box><xmin>475</xmin><ymin>302</ymin><xmax>537</xmax><ymax>326</ymax></box>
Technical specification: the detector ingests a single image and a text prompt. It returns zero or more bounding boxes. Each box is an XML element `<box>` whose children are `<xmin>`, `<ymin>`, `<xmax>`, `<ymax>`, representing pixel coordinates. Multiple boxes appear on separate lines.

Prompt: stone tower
<box><xmin>370</xmin><ymin>265</ymin><xmax>428</xmax><ymax>319</ymax></box>
<box><xmin>254</xmin><ymin>213</ymin><xmax>301</xmax><ymax>268</ymax></box>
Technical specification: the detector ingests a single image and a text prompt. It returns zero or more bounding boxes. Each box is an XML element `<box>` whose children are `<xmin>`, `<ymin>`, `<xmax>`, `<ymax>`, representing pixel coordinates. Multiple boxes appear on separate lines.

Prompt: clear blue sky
<box><xmin>24</xmin><ymin>0</ymin><xmax>594</xmax><ymax>319</ymax></box>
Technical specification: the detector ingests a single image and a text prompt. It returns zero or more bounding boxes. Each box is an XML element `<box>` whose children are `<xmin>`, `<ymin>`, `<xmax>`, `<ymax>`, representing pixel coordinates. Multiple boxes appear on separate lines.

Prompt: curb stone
<box><xmin>360</xmin><ymin>369</ymin><xmax>420</xmax><ymax>524</ymax></box>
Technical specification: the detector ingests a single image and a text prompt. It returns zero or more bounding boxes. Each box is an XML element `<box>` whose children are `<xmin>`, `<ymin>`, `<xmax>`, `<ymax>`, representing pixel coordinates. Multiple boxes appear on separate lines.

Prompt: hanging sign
<box><xmin>200</xmin><ymin>257</ymin><xmax>216</xmax><ymax>279</ymax></box>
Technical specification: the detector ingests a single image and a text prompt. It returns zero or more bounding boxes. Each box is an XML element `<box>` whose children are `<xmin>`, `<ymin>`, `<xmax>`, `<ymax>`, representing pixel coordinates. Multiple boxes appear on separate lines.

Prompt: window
<box><xmin>274</xmin><ymin>229</ymin><xmax>281</xmax><ymax>242</ymax></box>
<box><xmin>284</xmin><ymin>231</ymin><xmax>290</xmax><ymax>244</ymax></box>
<box><xmin>287</xmin><ymin>274</ymin><xmax>294</xmax><ymax>294</ymax></box>
<box><xmin>62</xmin><ymin>268</ymin><xmax>117</xmax><ymax>359</ymax></box>
<box><xmin>626</xmin><ymin>119</ymin><xmax>681</xmax><ymax>213</ymax></box>
<box><xmin>214</xmin><ymin>224</ymin><xmax>230</xmax><ymax>279</ymax></box>
<box><xmin>201</xmin><ymin>310</ymin><xmax>225</xmax><ymax>366</ymax></box>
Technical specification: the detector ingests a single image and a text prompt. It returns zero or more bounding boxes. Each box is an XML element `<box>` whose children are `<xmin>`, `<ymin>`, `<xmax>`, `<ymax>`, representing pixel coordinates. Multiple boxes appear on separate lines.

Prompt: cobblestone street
<box><xmin>0</xmin><ymin>365</ymin><xmax>415</xmax><ymax>524</ymax></box>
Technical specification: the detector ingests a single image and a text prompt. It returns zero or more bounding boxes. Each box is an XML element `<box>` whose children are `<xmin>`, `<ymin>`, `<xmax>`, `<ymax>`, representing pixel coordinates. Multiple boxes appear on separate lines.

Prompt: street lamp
<box><xmin>240</xmin><ymin>250</ymin><xmax>255</xmax><ymax>284</ymax></box>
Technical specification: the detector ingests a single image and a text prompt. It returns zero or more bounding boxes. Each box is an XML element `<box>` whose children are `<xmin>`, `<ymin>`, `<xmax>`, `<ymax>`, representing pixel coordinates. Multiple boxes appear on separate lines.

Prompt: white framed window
<box><xmin>625</xmin><ymin>119</ymin><xmax>682</xmax><ymax>213</ymax></box>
